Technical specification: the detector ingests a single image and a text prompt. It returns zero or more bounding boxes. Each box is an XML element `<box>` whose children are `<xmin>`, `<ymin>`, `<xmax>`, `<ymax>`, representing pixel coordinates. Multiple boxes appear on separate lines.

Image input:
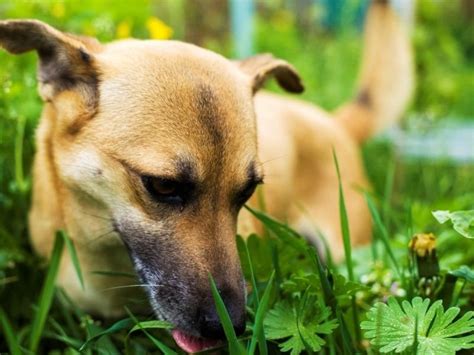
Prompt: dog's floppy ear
<box><xmin>0</xmin><ymin>19</ymin><xmax>101</xmax><ymax>103</ymax></box>
<box><xmin>236</xmin><ymin>53</ymin><xmax>304</xmax><ymax>94</ymax></box>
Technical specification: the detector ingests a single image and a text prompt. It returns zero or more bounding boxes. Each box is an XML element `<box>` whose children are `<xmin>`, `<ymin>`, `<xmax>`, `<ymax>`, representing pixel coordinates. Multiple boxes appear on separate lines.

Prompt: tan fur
<box><xmin>0</xmin><ymin>1</ymin><xmax>413</xmax><ymax>322</ymax></box>
<box><xmin>335</xmin><ymin>1</ymin><xmax>414</xmax><ymax>142</ymax></box>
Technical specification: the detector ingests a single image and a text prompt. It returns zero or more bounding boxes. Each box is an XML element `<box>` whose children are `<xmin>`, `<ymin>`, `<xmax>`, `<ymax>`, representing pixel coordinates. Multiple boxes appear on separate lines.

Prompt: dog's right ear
<box><xmin>236</xmin><ymin>53</ymin><xmax>304</xmax><ymax>94</ymax></box>
<box><xmin>0</xmin><ymin>19</ymin><xmax>101</xmax><ymax>104</ymax></box>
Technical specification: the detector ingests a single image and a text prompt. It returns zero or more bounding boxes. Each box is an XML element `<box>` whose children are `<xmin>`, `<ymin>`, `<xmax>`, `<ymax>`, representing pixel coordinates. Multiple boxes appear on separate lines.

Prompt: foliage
<box><xmin>411</xmin><ymin>0</ymin><xmax>474</xmax><ymax>120</ymax></box>
<box><xmin>433</xmin><ymin>210</ymin><xmax>474</xmax><ymax>239</ymax></box>
<box><xmin>361</xmin><ymin>297</ymin><xmax>474</xmax><ymax>354</ymax></box>
<box><xmin>0</xmin><ymin>0</ymin><xmax>473</xmax><ymax>354</ymax></box>
<box><xmin>264</xmin><ymin>298</ymin><xmax>338</xmax><ymax>355</ymax></box>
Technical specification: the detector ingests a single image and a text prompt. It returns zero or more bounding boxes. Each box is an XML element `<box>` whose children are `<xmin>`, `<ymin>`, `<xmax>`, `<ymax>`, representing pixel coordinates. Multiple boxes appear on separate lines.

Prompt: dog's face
<box><xmin>0</xmin><ymin>20</ymin><xmax>302</xmax><ymax>349</ymax></box>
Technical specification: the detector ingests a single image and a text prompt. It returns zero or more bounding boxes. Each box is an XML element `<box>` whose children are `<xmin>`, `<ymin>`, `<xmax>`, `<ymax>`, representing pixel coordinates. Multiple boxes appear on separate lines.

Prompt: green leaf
<box><xmin>244</xmin><ymin>206</ymin><xmax>307</xmax><ymax>252</ymax></box>
<box><xmin>60</xmin><ymin>230</ymin><xmax>85</xmax><ymax>290</ymax></box>
<box><xmin>433</xmin><ymin>210</ymin><xmax>474</xmax><ymax>239</ymax></box>
<box><xmin>129</xmin><ymin>320</ymin><xmax>173</xmax><ymax>335</ymax></box>
<box><xmin>29</xmin><ymin>231</ymin><xmax>65</xmax><ymax>353</ymax></box>
<box><xmin>248</xmin><ymin>271</ymin><xmax>274</xmax><ymax>355</ymax></box>
<box><xmin>209</xmin><ymin>275</ymin><xmax>246</xmax><ymax>355</ymax></box>
<box><xmin>366</xmin><ymin>193</ymin><xmax>401</xmax><ymax>277</ymax></box>
<box><xmin>0</xmin><ymin>308</ymin><xmax>21</xmax><ymax>355</ymax></box>
<box><xmin>432</xmin><ymin>210</ymin><xmax>451</xmax><ymax>224</ymax></box>
<box><xmin>80</xmin><ymin>318</ymin><xmax>134</xmax><ymax>351</ymax></box>
<box><xmin>333</xmin><ymin>273</ymin><xmax>369</xmax><ymax>300</ymax></box>
<box><xmin>125</xmin><ymin>308</ymin><xmax>177</xmax><ymax>355</ymax></box>
<box><xmin>333</xmin><ymin>150</ymin><xmax>362</xmax><ymax>347</ymax></box>
<box><xmin>332</xmin><ymin>149</ymin><xmax>353</xmax><ymax>281</ymax></box>
<box><xmin>237</xmin><ymin>235</ymin><xmax>260</xmax><ymax>307</ymax></box>
<box><xmin>281</xmin><ymin>273</ymin><xmax>320</xmax><ymax>295</ymax></box>
<box><xmin>361</xmin><ymin>296</ymin><xmax>474</xmax><ymax>354</ymax></box>
<box><xmin>450</xmin><ymin>265</ymin><xmax>474</xmax><ymax>283</ymax></box>
<box><xmin>264</xmin><ymin>298</ymin><xmax>338</xmax><ymax>355</ymax></box>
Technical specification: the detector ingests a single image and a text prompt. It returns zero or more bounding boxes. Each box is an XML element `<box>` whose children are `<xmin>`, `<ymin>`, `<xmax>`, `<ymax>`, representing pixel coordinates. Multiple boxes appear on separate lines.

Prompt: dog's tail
<box><xmin>334</xmin><ymin>0</ymin><xmax>414</xmax><ymax>143</ymax></box>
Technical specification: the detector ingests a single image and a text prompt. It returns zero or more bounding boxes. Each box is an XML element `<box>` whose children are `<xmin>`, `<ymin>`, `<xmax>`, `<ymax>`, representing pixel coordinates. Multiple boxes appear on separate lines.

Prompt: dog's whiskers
<box><xmin>102</xmin><ymin>284</ymin><xmax>163</xmax><ymax>292</ymax></box>
<box><xmin>87</xmin><ymin>229</ymin><xmax>117</xmax><ymax>245</ymax></box>
<box><xmin>260</xmin><ymin>155</ymin><xmax>286</xmax><ymax>165</ymax></box>
<box><xmin>79</xmin><ymin>210</ymin><xmax>113</xmax><ymax>222</ymax></box>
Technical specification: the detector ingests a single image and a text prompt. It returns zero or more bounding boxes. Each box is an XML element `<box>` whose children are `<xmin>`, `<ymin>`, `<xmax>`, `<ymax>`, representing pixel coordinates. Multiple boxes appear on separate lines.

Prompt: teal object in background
<box><xmin>321</xmin><ymin>0</ymin><xmax>369</xmax><ymax>30</ymax></box>
<box><xmin>230</xmin><ymin>0</ymin><xmax>254</xmax><ymax>58</ymax></box>
<box><xmin>322</xmin><ymin>0</ymin><xmax>345</xmax><ymax>28</ymax></box>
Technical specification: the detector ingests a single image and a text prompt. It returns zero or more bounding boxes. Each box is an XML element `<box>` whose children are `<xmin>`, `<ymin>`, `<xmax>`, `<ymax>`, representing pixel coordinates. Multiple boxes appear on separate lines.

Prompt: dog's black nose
<box><xmin>198</xmin><ymin>286</ymin><xmax>246</xmax><ymax>339</ymax></box>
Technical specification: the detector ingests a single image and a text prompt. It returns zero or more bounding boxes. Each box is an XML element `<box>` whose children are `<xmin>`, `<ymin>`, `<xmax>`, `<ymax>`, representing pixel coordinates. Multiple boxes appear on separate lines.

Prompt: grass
<box><xmin>1</xmin><ymin>0</ymin><xmax>474</xmax><ymax>354</ymax></box>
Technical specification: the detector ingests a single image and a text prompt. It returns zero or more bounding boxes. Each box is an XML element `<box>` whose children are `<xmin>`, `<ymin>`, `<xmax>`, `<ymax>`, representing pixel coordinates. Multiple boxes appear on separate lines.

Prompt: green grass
<box><xmin>1</xmin><ymin>0</ymin><xmax>474</xmax><ymax>354</ymax></box>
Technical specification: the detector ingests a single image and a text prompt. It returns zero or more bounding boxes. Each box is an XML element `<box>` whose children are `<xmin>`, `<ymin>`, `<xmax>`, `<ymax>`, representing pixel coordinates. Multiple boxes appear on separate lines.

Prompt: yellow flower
<box><xmin>146</xmin><ymin>16</ymin><xmax>173</xmax><ymax>40</ymax></box>
<box><xmin>51</xmin><ymin>2</ymin><xmax>65</xmax><ymax>19</ymax></box>
<box><xmin>116</xmin><ymin>20</ymin><xmax>132</xmax><ymax>39</ymax></box>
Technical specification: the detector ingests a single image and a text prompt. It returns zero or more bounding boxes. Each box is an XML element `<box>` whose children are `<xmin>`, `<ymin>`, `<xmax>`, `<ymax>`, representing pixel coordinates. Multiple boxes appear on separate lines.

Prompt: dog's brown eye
<box><xmin>141</xmin><ymin>176</ymin><xmax>192</xmax><ymax>206</ymax></box>
<box><xmin>150</xmin><ymin>179</ymin><xmax>176</xmax><ymax>195</ymax></box>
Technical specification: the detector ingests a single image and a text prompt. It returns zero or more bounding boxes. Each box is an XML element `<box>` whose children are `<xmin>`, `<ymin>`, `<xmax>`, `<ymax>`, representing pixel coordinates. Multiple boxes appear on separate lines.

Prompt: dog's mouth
<box><xmin>171</xmin><ymin>329</ymin><xmax>223</xmax><ymax>353</ymax></box>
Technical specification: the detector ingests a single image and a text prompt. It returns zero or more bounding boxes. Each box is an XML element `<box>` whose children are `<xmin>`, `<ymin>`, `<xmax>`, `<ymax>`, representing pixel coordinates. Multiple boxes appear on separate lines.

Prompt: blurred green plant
<box><xmin>0</xmin><ymin>0</ymin><xmax>473</xmax><ymax>353</ymax></box>
<box><xmin>361</xmin><ymin>297</ymin><xmax>474</xmax><ymax>354</ymax></box>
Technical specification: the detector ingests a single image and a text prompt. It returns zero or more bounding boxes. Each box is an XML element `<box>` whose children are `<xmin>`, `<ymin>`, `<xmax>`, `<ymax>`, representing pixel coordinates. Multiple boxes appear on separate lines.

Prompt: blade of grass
<box><xmin>244</xmin><ymin>205</ymin><xmax>307</xmax><ymax>253</ymax></box>
<box><xmin>29</xmin><ymin>231</ymin><xmax>64</xmax><ymax>353</ymax></box>
<box><xmin>382</xmin><ymin>153</ymin><xmax>396</xmax><ymax>229</ymax></box>
<box><xmin>332</xmin><ymin>149</ymin><xmax>360</xmax><ymax>349</ymax></box>
<box><xmin>365</xmin><ymin>193</ymin><xmax>401</xmax><ymax>278</ymax></box>
<box><xmin>42</xmin><ymin>330</ymin><xmax>83</xmax><ymax>349</ymax></box>
<box><xmin>128</xmin><ymin>320</ymin><xmax>173</xmax><ymax>335</ymax></box>
<box><xmin>306</xmin><ymin>247</ymin><xmax>335</xmax><ymax>310</ymax></box>
<box><xmin>315</xmin><ymin>228</ymin><xmax>335</xmax><ymax>272</ymax></box>
<box><xmin>248</xmin><ymin>271</ymin><xmax>274</xmax><ymax>355</ymax></box>
<box><xmin>47</xmin><ymin>317</ymin><xmax>84</xmax><ymax>349</ymax></box>
<box><xmin>87</xmin><ymin>322</ymin><xmax>122</xmax><ymax>354</ymax></box>
<box><xmin>253</xmin><ymin>186</ymin><xmax>283</xmax><ymax>286</ymax></box>
<box><xmin>55</xmin><ymin>289</ymin><xmax>84</xmax><ymax>340</ymax></box>
<box><xmin>209</xmin><ymin>274</ymin><xmax>246</xmax><ymax>355</ymax></box>
<box><xmin>80</xmin><ymin>318</ymin><xmax>134</xmax><ymax>351</ymax></box>
<box><xmin>239</xmin><ymin>235</ymin><xmax>260</xmax><ymax>307</ymax></box>
<box><xmin>451</xmin><ymin>279</ymin><xmax>467</xmax><ymax>307</ymax></box>
<box><xmin>332</xmin><ymin>149</ymin><xmax>354</xmax><ymax>281</ymax></box>
<box><xmin>125</xmin><ymin>308</ymin><xmax>177</xmax><ymax>355</ymax></box>
<box><xmin>60</xmin><ymin>230</ymin><xmax>84</xmax><ymax>290</ymax></box>
<box><xmin>0</xmin><ymin>307</ymin><xmax>21</xmax><ymax>355</ymax></box>
<box><xmin>307</xmin><ymin>247</ymin><xmax>354</xmax><ymax>354</ymax></box>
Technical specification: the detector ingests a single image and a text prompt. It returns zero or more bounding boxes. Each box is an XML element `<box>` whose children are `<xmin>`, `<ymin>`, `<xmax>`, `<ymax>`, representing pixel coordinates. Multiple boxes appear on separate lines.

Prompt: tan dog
<box><xmin>0</xmin><ymin>0</ymin><xmax>412</xmax><ymax>352</ymax></box>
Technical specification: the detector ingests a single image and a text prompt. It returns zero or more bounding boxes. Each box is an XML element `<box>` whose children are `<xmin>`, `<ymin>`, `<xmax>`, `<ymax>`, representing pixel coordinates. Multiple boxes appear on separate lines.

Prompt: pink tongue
<box><xmin>172</xmin><ymin>329</ymin><xmax>221</xmax><ymax>353</ymax></box>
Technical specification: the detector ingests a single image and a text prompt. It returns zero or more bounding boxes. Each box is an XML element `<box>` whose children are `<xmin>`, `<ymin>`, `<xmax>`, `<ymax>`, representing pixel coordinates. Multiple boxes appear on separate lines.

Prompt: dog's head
<box><xmin>0</xmin><ymin>20</ymin><xmax>302</xmax><ymax>351</ymax></box>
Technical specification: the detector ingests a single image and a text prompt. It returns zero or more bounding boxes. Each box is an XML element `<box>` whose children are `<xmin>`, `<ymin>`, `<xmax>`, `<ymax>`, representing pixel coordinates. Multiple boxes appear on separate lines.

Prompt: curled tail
<box><xmin>335</xmin><ymin>0</ymin><xmax>414</xmax><ymax>143</ymax></box>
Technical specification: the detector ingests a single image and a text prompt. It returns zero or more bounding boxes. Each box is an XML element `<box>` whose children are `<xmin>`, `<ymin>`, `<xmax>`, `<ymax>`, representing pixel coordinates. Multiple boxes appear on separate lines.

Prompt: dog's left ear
<box><xmin>236</xmin><ymin>53</ymin><xmax>304</xmax><ymax>94</ymax></box>
<box><xmin>0</xmin><ymin>19</ymin><xmax>101</xmax><ymax>103</ymax></box>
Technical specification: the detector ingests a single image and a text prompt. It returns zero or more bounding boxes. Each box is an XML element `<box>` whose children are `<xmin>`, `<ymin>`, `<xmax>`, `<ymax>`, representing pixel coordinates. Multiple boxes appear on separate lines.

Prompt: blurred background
<box><xmin>0</xmin><ymin>0</ymin><xmax>473</xmax><ymax>335</ymax></box>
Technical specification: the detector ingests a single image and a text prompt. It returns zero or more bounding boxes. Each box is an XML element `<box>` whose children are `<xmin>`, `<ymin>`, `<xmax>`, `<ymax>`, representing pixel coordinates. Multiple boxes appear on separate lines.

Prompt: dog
<box><xmin>0</xmin><ymin>0</ymin><xmax>413</xmax><ymax>352</ymax></box>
